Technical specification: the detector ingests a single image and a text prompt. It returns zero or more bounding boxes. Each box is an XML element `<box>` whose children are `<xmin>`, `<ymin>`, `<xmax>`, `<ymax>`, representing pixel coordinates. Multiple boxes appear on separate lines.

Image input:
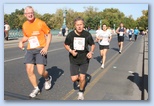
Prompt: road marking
<box><xmin>4</xmin><ymin>47</ymin><xmax>64</xmax><ymax>63</ymax></box>
<box><xmin>61</xmin><ymin>41</ymin><xmax>134</xmax><ymax>100</ymax></box>
<box><xmin>78</xmin><ymin>41</ymin><xmax>134</xmax><ymax>100</ymax></box>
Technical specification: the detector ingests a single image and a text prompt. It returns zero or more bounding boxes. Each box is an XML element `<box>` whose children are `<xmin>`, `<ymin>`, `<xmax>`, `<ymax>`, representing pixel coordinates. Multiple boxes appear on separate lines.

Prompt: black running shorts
<box><xmin>24</xmin><ymin>48</ymin><xmax>47</xmax><ymax>66</ymax></box>
<box><xmin>118</xmin><ymin>36</ymin><xmax>124</xmax><ymax>42</ymax></box>
<box><xmin>99</xmin><ymin>45</ymin><xmax>109</xmax><ymax>50</ymax></box>
<box><xmin>70</xmin><ymin>63</ymin><xmax>89</xmax><ymax>76</ymax></box>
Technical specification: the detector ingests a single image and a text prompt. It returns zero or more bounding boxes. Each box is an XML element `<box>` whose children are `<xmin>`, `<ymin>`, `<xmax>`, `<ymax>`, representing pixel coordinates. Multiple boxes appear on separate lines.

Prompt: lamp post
<box><xmin>62</xmin><ymin>9</ymin><xmax>67</xmax><ymax>29</ymax></box>
<box><xmin>100</xmin><ymin>20</ymin><xmax>102</xmax><ymax>29</ymax></box>
<box><xmin>114</xmin><ymin>24</ymin><xmax>115</xmax><ymax>30</ymax></box>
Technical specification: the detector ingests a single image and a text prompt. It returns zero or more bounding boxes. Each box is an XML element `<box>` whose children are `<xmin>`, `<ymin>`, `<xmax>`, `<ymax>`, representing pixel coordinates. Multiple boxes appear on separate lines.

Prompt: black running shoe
<box><xmin>73</xmin><ymin>80</ymin><xmax>79</xmax><ymax>90</ymax></box>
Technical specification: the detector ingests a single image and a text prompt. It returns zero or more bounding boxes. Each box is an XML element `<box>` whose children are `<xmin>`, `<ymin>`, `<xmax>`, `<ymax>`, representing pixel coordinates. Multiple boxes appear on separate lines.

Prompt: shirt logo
<box><xmin>32</xmin><ymin>31</ymin><xmax>40</xmax><ymax>36</ymax></box>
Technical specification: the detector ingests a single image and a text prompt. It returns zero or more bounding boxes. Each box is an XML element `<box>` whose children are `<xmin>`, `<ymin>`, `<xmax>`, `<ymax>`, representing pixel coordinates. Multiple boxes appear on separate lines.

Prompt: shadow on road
<box><xmin>127</xmin><ymin>72</ymin><xmax>148</xmax><ymax>94</ymax></box>
<box><xmin>84</xmin><ymin>74</ymin><xmax>92</xmax><ymax>89</ymax></box>
<box><xmin>4</xmin><ymin>91</ymin><xmax>42</xmax><ymax>100</ymax></box>
<box><xmin>38</xmin><ymin>66</ymin><xmax>64</xmax><ymax>91</ymax></box>
<box><xmin>111</xmin><ymin>47</ymin><xmax>119</xmax><ymax>52</ymax></box>
<box><xmin>93</xmin><ymin>56</ymin><xmax>101</xmax><ymax>64</ymax></box>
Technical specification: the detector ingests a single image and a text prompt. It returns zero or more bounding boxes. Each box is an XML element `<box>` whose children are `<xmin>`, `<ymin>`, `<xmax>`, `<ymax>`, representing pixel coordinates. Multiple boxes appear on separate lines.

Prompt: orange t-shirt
<box><xmin>22</xmin><ymin>18</ymin><xmax>50</xmax><ymax>50</ymax></box>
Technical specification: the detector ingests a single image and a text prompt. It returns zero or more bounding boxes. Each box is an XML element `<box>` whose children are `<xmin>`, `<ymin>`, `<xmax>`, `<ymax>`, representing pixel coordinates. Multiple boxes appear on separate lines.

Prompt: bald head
<box><xmin>24</xmin><ymin>6</ymin><xmax>35</xmax><ymax>22</ymax></box>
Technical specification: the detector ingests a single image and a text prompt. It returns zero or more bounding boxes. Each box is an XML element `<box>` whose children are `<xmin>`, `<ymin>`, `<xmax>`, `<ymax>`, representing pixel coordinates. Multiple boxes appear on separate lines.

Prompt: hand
<box><xmin>98</xmin><ymin>37</ymin><xmax>103</xmax><ymax>42</ymax></box>
<box><xmin>18</xmin><ymin>41</ymin><xmax>24</xmax><ymax>50</ymax></box>
<box><xmin>71</xmin><ymin>50</ymin><xmax>78</xmax><ymax>57</ymax></box>
<box><xmin>40</xmin><ymin>47</ymin><xmax>48</xmax><ymax>55</ymax></box>
<box><xmin>86</xmin><ymin>52</ymin><xmax>93</xmax><ymax>59</ymax></box>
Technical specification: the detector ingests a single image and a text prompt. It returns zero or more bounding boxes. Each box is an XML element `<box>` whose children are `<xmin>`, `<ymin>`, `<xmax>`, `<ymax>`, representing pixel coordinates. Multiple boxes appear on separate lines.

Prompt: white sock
<box><xmin>34</xmin><ymin>86</ymin><xmax>39</xmax><ymax>90</ymax></box>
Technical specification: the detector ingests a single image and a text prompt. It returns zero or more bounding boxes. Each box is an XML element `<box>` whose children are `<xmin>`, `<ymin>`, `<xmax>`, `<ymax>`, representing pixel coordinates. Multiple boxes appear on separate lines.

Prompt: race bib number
<box><xmin>129</xmin><ymin>32</ymin><xmax>132</xmax><ymax>35</ymax></box>
<box><xmin>28</xmin><ymin>36</ymin><xmax>40</xmax><ymax>49</ymax></box>
<box><xmin>119</xmin><ymin>32</ymin><xmax>124</xmax><ymax>36</ymax></box>
<box><xmin>73</xmin><ymin>37</ymin><xmax>85</xmax><ymax>50</ymax></box>
<box><xmin>103</xmin><ymin>38</ymin><xmax>108</xmax><ymax>42</ymax></box>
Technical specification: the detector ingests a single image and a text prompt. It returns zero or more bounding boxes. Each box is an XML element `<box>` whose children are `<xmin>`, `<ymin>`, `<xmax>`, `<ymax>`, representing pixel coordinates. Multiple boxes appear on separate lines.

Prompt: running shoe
<box><xmin>77</xmin><ymin>92</ymin><xmax>84</xmax><ymax>100</ymax></box>
<box><xmin>101</xmin><ymin>64</ymin><xmax>104</xmax><ymax>69</ymax></box>
<box><xmin>45</xmin><ymin>76</ymin><xmax>52</xmax><ymax>90</ymax></box>
<box><xmin>29</xmin><ymin>88</ymin><xmax>40</xmax><ymax>98</ymax></box>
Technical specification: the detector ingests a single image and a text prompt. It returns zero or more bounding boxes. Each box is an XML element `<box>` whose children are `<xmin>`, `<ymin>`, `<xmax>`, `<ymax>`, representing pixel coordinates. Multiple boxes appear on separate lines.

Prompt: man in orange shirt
<box><xmin>18</xmin><ymin>6</ymin><xmax>52</xmax><ymax>98</ymax></box>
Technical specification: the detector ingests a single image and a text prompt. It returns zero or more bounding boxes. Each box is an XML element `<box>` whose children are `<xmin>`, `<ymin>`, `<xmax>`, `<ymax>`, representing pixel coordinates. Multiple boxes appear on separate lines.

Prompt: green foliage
<box><xmin>136</xmin><ymin>10</ymin><xmax>148</xmax><ymax>30</ymax></box>
<box><xmin>4</xmin><ymin>7</ymin><xmax>148</xmax><ymax>31</ymax></box>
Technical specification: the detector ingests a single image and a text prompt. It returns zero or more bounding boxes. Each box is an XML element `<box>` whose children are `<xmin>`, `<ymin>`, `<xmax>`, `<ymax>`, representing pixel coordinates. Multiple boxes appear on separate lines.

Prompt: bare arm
<box><xmin>18</xmin><ymin>36</ymin><xmax>28</xmax><ymax>49</ymax></box>
<box><xmin>64</xmin><ymin>43</ymin><xmax>78</xmax><ymax>57</ymax></box>
<box><xmin>40</xmin><ymin>32</ymin><xmax>52</xmax><ymax>55</ymax></box>
<box><xmin>108</xmin><ymin>35</ymin><xmax>112</xmax><ymax>42</ymax></box>
<box><xmin>116</xmin><ymin>27</ymin><xmax>119</xmax><ymax>34</ymax></box>
<box><xmin>124</xmin><ymin>28</ymin><xmax>127</xmax><ymax>34</ymax></box>
<box><xmin>86</xmin><ymin>44</ymin><xmax>95</xmax><ymax>59</ymax></box>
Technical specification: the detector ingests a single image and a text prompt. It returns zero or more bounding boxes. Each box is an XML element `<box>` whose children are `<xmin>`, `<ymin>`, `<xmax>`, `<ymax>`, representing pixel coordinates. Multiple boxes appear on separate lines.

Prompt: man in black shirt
<box><xmin>116</xmin><ymin>22</ymin><xmax>126</xmax><ymax>54</ymax></box>
<box><xmin>64</xmin><ymin>17</ymin><xmax>95</xmax><ymax>100</ymax></box>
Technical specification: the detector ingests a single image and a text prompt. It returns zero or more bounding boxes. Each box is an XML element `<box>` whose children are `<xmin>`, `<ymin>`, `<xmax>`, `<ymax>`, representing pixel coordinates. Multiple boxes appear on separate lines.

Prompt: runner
<box><xmin>95</xmin><ymin>26</ymin><xmax>102</xmax><ymax>42</ymax></box>
<box><xmin>134</xmin><ymin>27</ymin><xmax>140</xmax><ymax>41</ymax></box>
<box><xmin>64</xmin><ymin>17</ymin><xmax>95</xmax><ymax>100</ymax></box>
<box><xmin>128</xmin><ymin>28</ymin><xmax>133</xmax><ymax>41</ymax></box>
<box><xmin>4</xmin><ymin>22</ymin><xmax>10</xmax><ymax>41</ymax></box>
<box><xmin>96</xmin><ymin>24</ymin><xmax>112</xmax><ymax>68</ymax></box>
<box><xmin>116</xmin><ymin>22</ymin><xmax>126</xmax><ymax>54</ymax></box>
<box><xmin>18</xmin><ymin>6</ymin><xmax>52</xmax><ymax>98</ymax></box>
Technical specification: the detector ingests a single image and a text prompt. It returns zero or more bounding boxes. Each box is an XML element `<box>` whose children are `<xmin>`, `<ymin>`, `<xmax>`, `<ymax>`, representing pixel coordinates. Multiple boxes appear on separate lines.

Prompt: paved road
<box><xmin>4</xmin><ymin>35</ymin><xmax>148</xmax><ymax>100</ymax></box>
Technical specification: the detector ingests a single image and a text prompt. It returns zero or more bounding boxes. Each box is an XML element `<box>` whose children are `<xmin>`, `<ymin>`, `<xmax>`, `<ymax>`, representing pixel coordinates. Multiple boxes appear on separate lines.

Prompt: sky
<box><xmin>4</xmin><ymin>3</ymin><xmax>148</xmax><ymax>20</ymax></box>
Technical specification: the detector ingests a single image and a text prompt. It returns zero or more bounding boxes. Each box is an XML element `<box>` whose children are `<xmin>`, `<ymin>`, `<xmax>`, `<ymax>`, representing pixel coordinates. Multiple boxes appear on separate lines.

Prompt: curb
<box><xmin>143</xmin><ymin>35</ymin><xmax>148</xmax><ymax>100</ymax></box>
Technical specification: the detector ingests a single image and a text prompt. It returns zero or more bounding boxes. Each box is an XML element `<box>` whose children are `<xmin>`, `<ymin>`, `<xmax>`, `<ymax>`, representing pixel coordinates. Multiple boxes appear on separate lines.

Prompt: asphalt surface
<box><xmin>4</xmin><ymin>34</ymin><xmax>148</xmax><ymax>100</ymax></box>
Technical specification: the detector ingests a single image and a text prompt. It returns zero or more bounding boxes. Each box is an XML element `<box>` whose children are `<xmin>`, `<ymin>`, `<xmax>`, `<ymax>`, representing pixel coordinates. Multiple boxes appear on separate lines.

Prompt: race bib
<box><xmin>28</xmin><ymin>36</ymin><xmax>40</xmax><ymax>49</ymax></box>
<box><xmin>129</xmin><ymin>32</ymin><xmax>132</xmax><ymax>35</ymax></box>
<box><xmin>103</xmin><ymin>38</ymin><xmax>108</xmax><ymax>42</ymax></box>
<box><xmin>119</xmin><ymin>32</ymin><xmax>124</xmax><ymax>36</ymax></box>
<box><xmin>73</xmin><ymin>37</ymin><xmax>85</xmax><ymax>50</ymax></box>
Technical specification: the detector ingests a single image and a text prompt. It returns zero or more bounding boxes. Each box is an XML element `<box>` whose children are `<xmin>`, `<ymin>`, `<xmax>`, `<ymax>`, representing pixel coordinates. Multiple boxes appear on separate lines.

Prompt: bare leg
<box><xmin>26</xmin><ymin>64</ymin><xmax>38</xmax><ymax>88</ymax></box>
<box><xmin>79</xmin><ymin>74</ymin><xmax>86</xmax><ymax>91</ymax></box>
<box><xmin>36</xmin><ymin>64</ymin><xmax>48</xmax><ymax>79</ymax></box>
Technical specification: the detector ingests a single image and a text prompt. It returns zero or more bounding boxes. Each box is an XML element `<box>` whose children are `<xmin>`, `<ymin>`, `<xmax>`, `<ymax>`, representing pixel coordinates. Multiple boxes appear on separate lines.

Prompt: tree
<box><xmin>136</xmin><ymin>10</ymin><xmax>148</xmax><ymax>30</ymax></box>
<box><xmin>101</xmin><ymin>8</ymin><xmax>125</xmax><ymax>29</ymax></box>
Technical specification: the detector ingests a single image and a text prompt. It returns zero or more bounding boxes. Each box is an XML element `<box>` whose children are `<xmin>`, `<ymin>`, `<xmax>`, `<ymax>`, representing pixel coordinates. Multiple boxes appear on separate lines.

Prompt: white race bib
<box><xmin>119</xmin><ymin>32</ymin><xmax>124</xmax><ymax>36</ymax></box>
<box><xmin>28</xmin><ymin>36</ymin><xmax>40</xmax><ymax>49</ymax></box>
<box><xmin>73</xmin><ymin>37</ymin><xmax>85</xmax><ymax>50</ymax></box>
<box><xmin>129</xmin><ymin>32</ymin><xmax>132</xmax><ymax>35</ymax></box>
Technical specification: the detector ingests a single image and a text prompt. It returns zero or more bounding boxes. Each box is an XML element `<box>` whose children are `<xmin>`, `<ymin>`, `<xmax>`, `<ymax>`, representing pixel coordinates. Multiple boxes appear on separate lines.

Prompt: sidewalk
<box><xmin>4</xmin><ymin>35</ymin><xmax>66</xmax><ymax>45</ymax></box>
<box><xmin>143</xmin><ymin>35</ymin><xmax>148</xmax><ymax>100</ymax></box>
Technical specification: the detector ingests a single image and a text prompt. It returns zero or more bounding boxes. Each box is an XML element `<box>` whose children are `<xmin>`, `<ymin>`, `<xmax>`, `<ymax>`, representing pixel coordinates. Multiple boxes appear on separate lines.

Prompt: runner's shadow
<box><xmin>93</xmin><ymin>56</ymin><xmax>101</xmax><ymax>64</ymax></box>
<box><xmin>111</xmin><ymin>48</ymin><xmax>119</xmax><ymax>52</ymax></box>
<box><xmin>84</xmin><ymin>74</ymin><xmax>92</xmax><ymax>88</ymax></box>
<box><xmin>38</xmin><ymin>66</ymin><xmax>64</xmax><ymax>91</ymax></box>
<box><xmin>127</xmin><ymin>72</ymin><xmax>148</xmax><ymax>94</ymax></box>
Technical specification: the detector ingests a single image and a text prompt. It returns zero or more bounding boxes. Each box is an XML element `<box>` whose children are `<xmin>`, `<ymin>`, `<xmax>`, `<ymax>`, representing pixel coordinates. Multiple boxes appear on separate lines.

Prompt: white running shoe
<box><xmin>29</xmin><ymin>88</ymin><xmax>40</xmax><ymax>98</ymax></box>
<box><xmin>101</xmin><ymin>64</ymin><xmax>104</xmax><ymax>69</ymax></box>
<box><xmin>77</xmin><ymin>92</ymin><xmax>84</xmax><ymax>100</ymax></box>
<box><xmin>45</xmin><ymin>76</ymin><xmax>52</xmax><ymax>90</ymax></box>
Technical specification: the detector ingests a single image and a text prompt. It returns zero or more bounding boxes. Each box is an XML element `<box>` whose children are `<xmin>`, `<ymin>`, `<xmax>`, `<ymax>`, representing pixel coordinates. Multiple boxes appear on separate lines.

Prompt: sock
<box><xmin>34</xmin><ymin>86</ymin><xmax>39</xmax><ymax>90</ymax></box>
<box><xmin>45</xmin><ymin>76</ymin><xmax>50</xmax><ymax>81</ymax></box>
<box><xmin>79</xmin><ymin>89</ymin><xmax>84</xmax><ymax>93</ymax></box>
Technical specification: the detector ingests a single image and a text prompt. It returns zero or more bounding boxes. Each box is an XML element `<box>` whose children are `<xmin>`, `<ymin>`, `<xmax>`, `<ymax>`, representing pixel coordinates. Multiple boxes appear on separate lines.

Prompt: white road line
<box><xmin>4</xmin><ymin>47</ymin><xmax>64</xmax><ymax>63</ymax></box>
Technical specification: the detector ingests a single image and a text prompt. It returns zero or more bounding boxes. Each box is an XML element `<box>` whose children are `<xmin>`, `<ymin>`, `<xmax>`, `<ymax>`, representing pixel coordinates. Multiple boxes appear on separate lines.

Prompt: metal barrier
<box><xmin>8</xmin><ymin>29</ymin><xmax>97</xmax><ymax>39</ymax></box>
<box><xmin>8</xmin><ymin>30</ymin><xmax>23</xmax><ymax>39</ymax></box>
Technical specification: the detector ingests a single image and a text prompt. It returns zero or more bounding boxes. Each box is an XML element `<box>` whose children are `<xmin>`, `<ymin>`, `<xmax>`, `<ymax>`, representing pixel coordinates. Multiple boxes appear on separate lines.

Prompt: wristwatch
<box><xmin>90</xmin><ymin>51</ymin><xmax>94</xmax><ymax>55</ymax></box>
